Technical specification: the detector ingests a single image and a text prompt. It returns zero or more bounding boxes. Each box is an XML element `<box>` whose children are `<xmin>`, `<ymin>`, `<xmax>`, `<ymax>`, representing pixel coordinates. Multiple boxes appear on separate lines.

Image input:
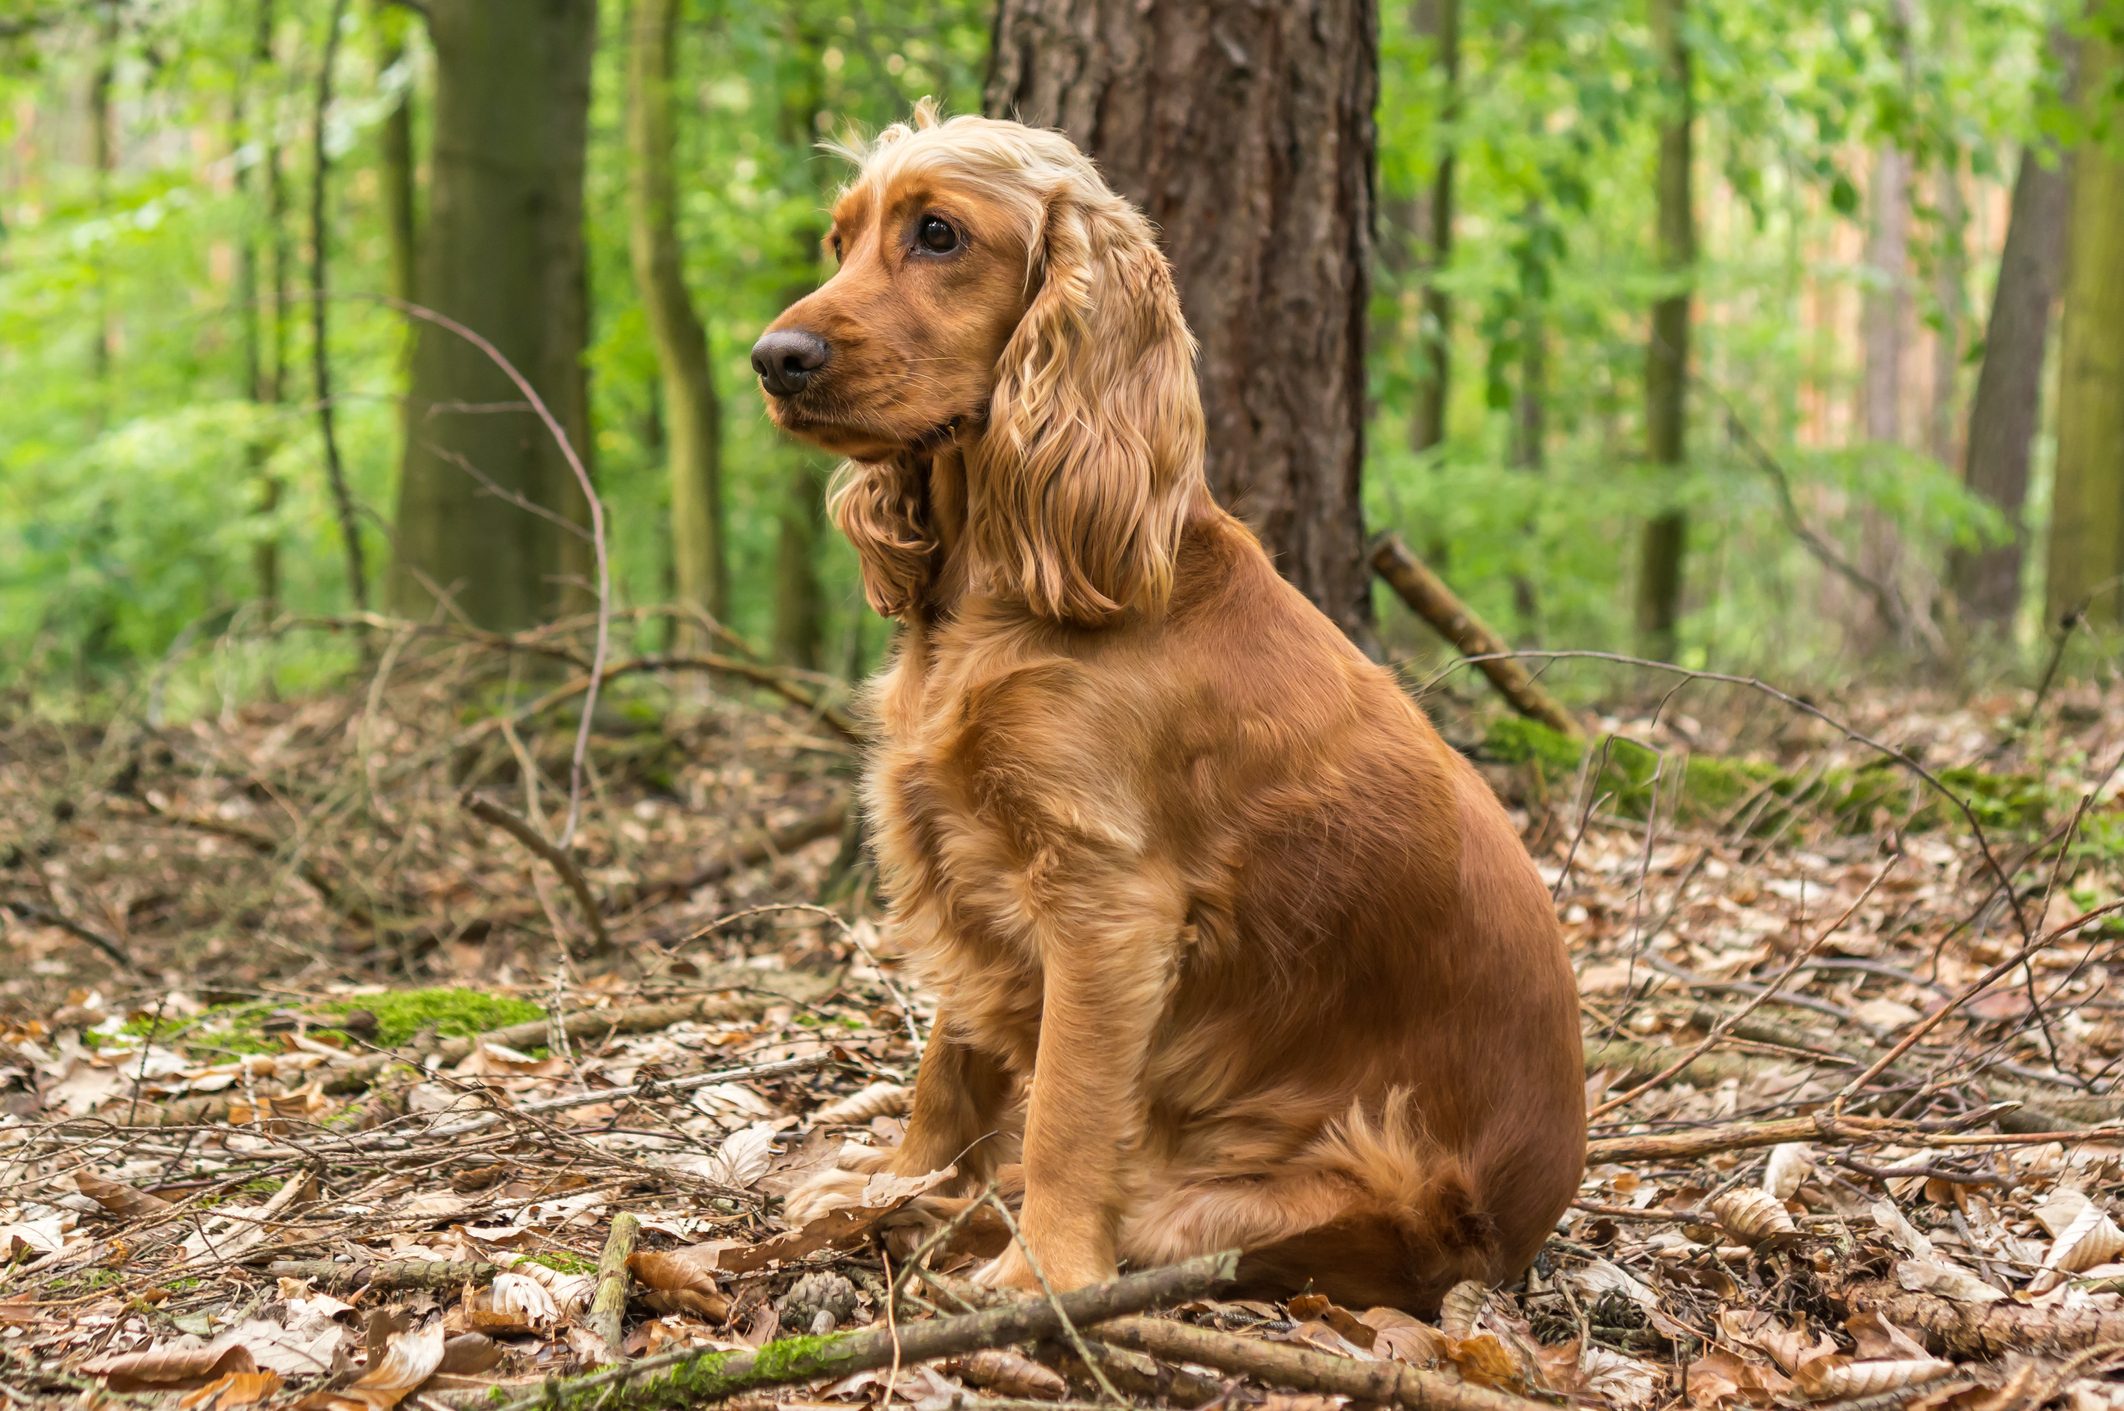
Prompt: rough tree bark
<box><xmin>626</xmin><ymin>0</ymin><xmax>726</xmax><ymax>636</ymax></box>
<box><xmin>1635</xmin><ymin>0</ymin><xmax>1693</xmax><ymax>661</ymax></box>
<box><xmin>1407</xmin><ymin>0</ymin><xmax>1459</xmax><ymax>464</ymax></box>
<box><xmin>389</xmin><ymin>0</ymin><xmax>597</xmax><ymax>632</ymax></box>
<box><xmin>1950</xmin><ymin>42</ymin><xmax>2073</xmax><ymax>631</ymax></box>
<box><xmin>987</xmin><ymin>0</ymin><xmax>1379</xmax><ymax>642</ymax></box>
<box><xmin>311</xmin><ymin>0</ymin><xmax>368</xmax><ymax>611</ymax></box>
<box><xmin>2045</xmin><ymin>27</ymin><xmax>2124</xmax><ymax>631</ymax></box>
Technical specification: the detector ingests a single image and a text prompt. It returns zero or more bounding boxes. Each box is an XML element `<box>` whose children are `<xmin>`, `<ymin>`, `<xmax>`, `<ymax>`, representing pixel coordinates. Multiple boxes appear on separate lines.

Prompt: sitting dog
<box><xmin>750</xmin><ymin>103</ymin><xmax>1584</xmax><ymax>1311</ymax></box>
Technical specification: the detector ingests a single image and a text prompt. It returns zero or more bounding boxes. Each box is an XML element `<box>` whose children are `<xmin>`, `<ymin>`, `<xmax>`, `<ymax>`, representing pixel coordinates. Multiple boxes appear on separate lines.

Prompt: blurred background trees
<box><xmin>2</xmin><ymin>0</ymin><xmax>2121</xmax><ymax>703</ymax></box>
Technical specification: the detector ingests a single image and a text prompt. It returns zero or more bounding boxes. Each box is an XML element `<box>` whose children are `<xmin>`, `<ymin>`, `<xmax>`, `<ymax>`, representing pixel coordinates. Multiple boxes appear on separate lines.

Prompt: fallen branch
<box><xmin>1095</xmin><ymin>1314</ymin><xmax>1553</xmax><ymax>1411</ymax></box>
<box><xmin>459</xmin><ymin>1251</ymin><xmax>1239</xmax><ymax>1411</ymax></box>
<box><xmin>3</xmin><ymin>899</ymin><xmax>133</xmax><ymax>971</ymax></box>
<box><xmin>264</xmin><ymin>1257</ymin><xmax>496</xmax><ymax>1291</ymax></box>
<box><xmin>591</xmin><ymin>1213</ymin><xmax>640</xmax><ymax>1357</ymax></box>
<box><xmin>1370</xmin><ymin>533</ymin><xmax>1581</xmax><ymax>737</ymax></box>
<box><xmin>461</xmin><ymin>790</ymin><xmax>610</xmax><ymax>950</ymax></box>
<box><xmin>1833</xmin><ymin>1275</ymin><xmax>2124</xmax><ymax>1357</ymax></box>
<box><xmin>120</xmin><ymin>976</ymin><xmax>837</xmax><ymax>1126</ymax></box>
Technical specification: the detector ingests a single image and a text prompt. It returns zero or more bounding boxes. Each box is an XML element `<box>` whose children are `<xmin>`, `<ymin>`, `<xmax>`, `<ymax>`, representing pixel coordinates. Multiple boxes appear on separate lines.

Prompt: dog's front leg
<box><xmin>979</xmin><ymin>901</ymin><xmax>1178</xmax><ymax>1293</ymax></box>
<box><xmin>890</xmin><ymin>1013</ymin><xmax>1016</xmax><ymax>1183</ymax></box>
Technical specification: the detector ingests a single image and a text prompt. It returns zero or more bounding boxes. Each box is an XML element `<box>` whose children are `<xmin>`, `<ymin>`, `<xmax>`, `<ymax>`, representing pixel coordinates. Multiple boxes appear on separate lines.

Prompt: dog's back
<box><xmin>1112</xmin><ymin>508</ymin><xmax>1586</xmax><ymax>1310</ymax></box>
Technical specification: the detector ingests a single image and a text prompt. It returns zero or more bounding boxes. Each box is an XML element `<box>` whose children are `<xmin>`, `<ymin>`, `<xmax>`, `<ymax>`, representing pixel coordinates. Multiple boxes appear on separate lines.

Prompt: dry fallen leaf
<box><xmin>1896</xmin><ymin>1258</ymin><xmax>2006</xmax><ymax>1304</ymax></box>
<box><xmin>75</xmin><ymin>1169</ymin><xmax>174</xmax><ymax>1219</ymax></box>
<box><xmin>1762</xmin><ymin>1143</ymin><xmax>1814</xmax><ymax>1199</ymax></box>
<box><xmin>299</xmin><ymin>1316</ymin><xmax>445</xmax><ymax>1411</ymax></box>
<box><xmin>177</xmin><ymin>1370</ymin><xmax>283</xmax><ymax>1410</ymax></box>
<box><xmin>942</xmin><ymin>1348</ymin><xmax>1068</xmax><ymax>1399</ymax></box>
<box><xmin>84</xmin><ymin>1343</ymin><xmax>259</xmax><ymax>1393</ymax></box>
<box><xmin>1794</xmin><ymin>1356</ymin><xmax>1955</xmax><ymax>1401</ymax></box>
<box><xmin>1708</xmin><ymin>1187</ymin><xmax>1798</xmax><ymax>1246</ymax></box>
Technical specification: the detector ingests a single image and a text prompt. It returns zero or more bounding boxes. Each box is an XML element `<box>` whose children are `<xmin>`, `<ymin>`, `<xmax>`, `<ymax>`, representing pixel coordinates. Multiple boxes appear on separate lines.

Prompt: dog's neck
<box><xmin>912</xmin><ymin>442</ymin><xmax>973</xmax><ymax>621</ymax></box>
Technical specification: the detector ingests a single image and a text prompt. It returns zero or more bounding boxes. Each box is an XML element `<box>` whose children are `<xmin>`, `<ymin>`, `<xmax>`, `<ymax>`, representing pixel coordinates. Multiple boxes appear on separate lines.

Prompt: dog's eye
<box><xmin>829</xmin><ymin>231</ymin><xmax>844</xmax><ymax>264</ymax></box>
<box><xmin>915</xmin><ymin>214</ymin><xmax>960</xmax><ymax>255</ymax></box>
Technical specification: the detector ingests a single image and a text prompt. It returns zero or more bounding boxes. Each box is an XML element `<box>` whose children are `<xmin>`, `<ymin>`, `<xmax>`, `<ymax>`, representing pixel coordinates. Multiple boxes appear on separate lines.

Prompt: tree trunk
<box><xmin>390</xmin><ymin>0</ymin><xmax>597</xmax><ymax>633</ymax></box>
<box><xmin>1635</xmin><ymin>0</ymin><xmax>1692</xmax><ymax>660</ymax></box>
<box><xmin>311</xmin><ymin>0</ymin><xmax>368</xmax><ymax>611</ymax></box>
<box><xmin>238</xmin><ymin>0</ymin><xmax>282</xmax><ymax>614</ymax></box>
<box><xmin>1510</xmin><ymin>266</ymin><xmax>1545</xmax><ymax>635</ymax></box>
<box><xmin>771</xmin><ymin>10</ymin><xmax>828</xmax><ymax>671</ymax></box>
<box><xmin>2045</xmin><ymin>28</ymin><xmax>2124</xmax><ymax>631</ymax></box>
<box><xmin>88</xmin><ymin>1</ymin><xmax>118</xmax><ymax>420</ymax></box>
<box><xmin>1950</xmin><ymin>52</ymin><xmax>2073</xmax><ymax>631</ymax></box>
<box><xmin>1407</xmin><ymin>0</ymin><xmax>1458</xmax><ymax>463</ymax></box>
<box><xmin>626</xmin><ymin>0</ymin><xmax>725</xmax><ymax>638</ymax></box>
<box><xmin>987</xmin><ymin>0</ymin><xmax>1379</xmax><ymax>642</ymax></box>
<box><xmin>375</xmin><ymin>0</ymin><xmax>417</xmax><ymax>308</ymax></box>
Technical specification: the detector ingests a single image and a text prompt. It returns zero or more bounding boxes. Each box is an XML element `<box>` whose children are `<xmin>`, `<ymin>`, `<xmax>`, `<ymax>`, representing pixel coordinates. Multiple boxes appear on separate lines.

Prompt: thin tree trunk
<box><xmin>1636</xmin><ymin>0</ymin><xmax>1693</xmax><ymax>660</ymax></box>
<box><xmin>1510</xmin><ymin>276</ymin><xmax>1545</xmax><ymax>634</ymax></box>
<box><xmin>311</xmin><ymin>0</ymin><xmax>368</xmax><ymax>611</ymax></box>
<box><xmin>626</xmin><ymin>0</ymin><xmax>725</xmax><ymax>638</ymax></box>
<box><xmin>391</xmin><ymin>0</ymin><xmax>598</xmax><ymax>632</ymax></box>
<box><xmin>1950</xmin><ymin>41</ymin><xmax>2074</xmax><ymax>631</ymax></box>
<box><xmin>249</xmin><ymin>0</ymin><xmax>287</xmax><ymax>613</ymax></box>
<box><xmin>771</xmin><ymin>12</ymin><xmax>829</xmax><ymax>671</ymax></box>
<box><xmin>376</xmin><ymin>0</ymin><xmax>417</xmax><ymax>308</ymax></box>
<box><xmin>88</xmin><ymin>1</ymin><xmax>118</xmax><ymax>423</ymax></box>
<box><xmin>1407</xmin><ymin>0</ymin><xmax>1458</xmax><ymax>463</ymax></box>
<box><xmin>987</xmin><ymin>0</ymin><xmax>1380</xmax><ymax>643</ymax></box>
<box><xmin>236</xmin><ymin>0</ymin><xmax>279</xmax><ymax>614</ymax></box>
<box><xmin>2045</xmin><ymin>28</ymin><xmax>2124</xmax><ymax>630</ymax></box>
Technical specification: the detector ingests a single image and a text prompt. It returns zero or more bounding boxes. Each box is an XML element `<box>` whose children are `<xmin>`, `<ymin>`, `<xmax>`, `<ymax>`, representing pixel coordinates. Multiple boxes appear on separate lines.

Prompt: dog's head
<box><xmin>752</xmin><ymin>102</ymin><xmax>1205</xmax><ymax>626</ymax></box>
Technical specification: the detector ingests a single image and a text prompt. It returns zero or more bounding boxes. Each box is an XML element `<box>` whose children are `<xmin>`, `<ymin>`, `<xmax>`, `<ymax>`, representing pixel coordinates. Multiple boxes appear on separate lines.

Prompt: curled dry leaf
<box><xmin>942</xmin><ymin>1348</ymin><xmax>1068</xmax><ymax>1400</ymax></box>
<box><xmin>1718</xmin><ymin>1310</ymin><xmax>1836</xmax><ymax>1376</ymax></box>
<box><xmin>1438</xmin><ymin>1279</ymin><xmax>1489</xmax><ymax>1341</ymax></box>
<box><xmin>702</xmin><ymin>1121</ymin><xmax>783</xmax><ymax>1189</ymax></box>
<box><xmin>1872</xmin><ymin>1199</ymin><xmax>1936</xmax><ymax>1259</ymax></box>
<box><xmin>1762</xmin><ymin>1143</ymin><xmax>1814</xmax><ymax>1200</ymax></box>
<box><xmin>465</xmin><ymin>1271</ymin><xmax>561</xmax><ymax>1333</ymax></box>
<box><xmin>75</xmin><ymin>1170</ymin><xmax>174</xmax><ymax>1219</ymax></box>
<box><xmin>299</xmin><ymin>1317</ymin><xmax>445</xmax><ymax>1411</ymax></box>
<box><xmin>1708</xmin><ymin>1187</ymin><xmax>1798</xmax><ymax>1246</ymax></box>
<box><xmin>2032</xmin><ymin>1199</ymin><xmax>2124</xmax><ymax>1293</ymax></box>
<box><xmin>83</xmin><ymin>1342</ymin><xmax>259</xmax><ymax>1393</ymax></box>
<box><xmin>1793</xmin><ymin>1357</ymin><xmax>1955</xmax><ymax>1401</ymax></box>
<box><xmin>812</xmin><ymin>1081</ymin><xmax>912</xmax><ymax>1126</ymax></box>
<box><xmin>1578</xmin><ymin>1345</ymin><xmax>1666</xmax><ymax>1409</ymax></box>
<box><xmin>1896</xmin><ymin>1258</ymin><xmax>2006</xmax><ymax>1304</ymax></box>
<box><xmin>1358</xmin><ymin>1306</ymin><xmax>1448</xmax><ymax>1365</ymax></box>
<box><xmin>177</xmin><ymin>1371</ymin><xmax>283</xmax><ymax>1411</ymax></box>
<box><xmin>497</xmin><ymin>1253</ymin><xmax>595</xmax><ymax>1314</ymax></box>
<box><xmin>629</xmin><ymin>1243</ymin><xmax>734</xmax><ymax>1321</ymax></box>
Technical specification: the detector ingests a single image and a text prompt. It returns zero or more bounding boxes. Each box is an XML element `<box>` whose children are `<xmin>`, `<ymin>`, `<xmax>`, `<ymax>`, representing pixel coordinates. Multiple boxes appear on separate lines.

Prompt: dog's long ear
<box><xmin>973</xmin><ymin>182</ymin><xmax>1206</xmax><ymax>627</ymax></box>
<box><xmin>828</xmin><ymin>455</ymin><xmax>933</xmax><ymax>620</ymax></box>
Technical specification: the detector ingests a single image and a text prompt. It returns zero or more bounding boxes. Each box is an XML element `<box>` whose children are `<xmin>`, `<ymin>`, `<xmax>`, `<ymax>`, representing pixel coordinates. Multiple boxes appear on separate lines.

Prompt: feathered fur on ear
<box><xmin>971</xmin><ymin>180</ymin><xmax>1206</xmax><ymax>627</ymax></box>
<box><xmin>828</xmin><ymin>455</ymin><xmax>933</xmax><ymax>620</ymax></box>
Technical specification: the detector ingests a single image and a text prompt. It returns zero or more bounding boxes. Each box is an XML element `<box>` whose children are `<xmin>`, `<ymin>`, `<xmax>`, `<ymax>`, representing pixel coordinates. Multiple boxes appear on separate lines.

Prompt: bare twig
<box><xmin>460</xmin><ymin>790</ymin><xmax>610</xmax><ymax>950</ymax></box>
<box><xmin>591</xmin><ymin>1213</ymin><xmax>641</xmax><ymax>1358</ymax></box>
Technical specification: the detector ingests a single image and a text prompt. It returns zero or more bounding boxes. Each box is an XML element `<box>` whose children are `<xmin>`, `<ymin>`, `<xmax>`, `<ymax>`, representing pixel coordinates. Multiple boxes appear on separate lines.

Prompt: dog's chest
<box><xmin>861</xmin><ymin>636</ymin><xmax>1052</xmax><ymax>1058</ymax></box>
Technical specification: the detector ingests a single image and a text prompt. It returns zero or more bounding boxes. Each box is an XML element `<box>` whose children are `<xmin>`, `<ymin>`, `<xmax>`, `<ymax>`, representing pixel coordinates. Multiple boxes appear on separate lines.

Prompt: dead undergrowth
<box><xmin>4</xmin><ymin>618</ymin><xmax>2124</xmax><ymax>1411</ymax></box>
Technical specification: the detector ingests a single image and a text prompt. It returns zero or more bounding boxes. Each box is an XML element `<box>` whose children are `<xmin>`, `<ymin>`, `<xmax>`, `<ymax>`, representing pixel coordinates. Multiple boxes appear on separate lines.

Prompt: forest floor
<box><xmin>4</xmin><ymin>625</ymin><xmax>2124</xmax><ymax>1411</ymax></box>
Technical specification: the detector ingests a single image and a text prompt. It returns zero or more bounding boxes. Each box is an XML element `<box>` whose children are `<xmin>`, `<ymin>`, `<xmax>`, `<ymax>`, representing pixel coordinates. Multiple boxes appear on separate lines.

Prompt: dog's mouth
<box><xmin>770</xmin><ymin>399</ymin><xmax>972</xmax><ymax>463</ymax></box>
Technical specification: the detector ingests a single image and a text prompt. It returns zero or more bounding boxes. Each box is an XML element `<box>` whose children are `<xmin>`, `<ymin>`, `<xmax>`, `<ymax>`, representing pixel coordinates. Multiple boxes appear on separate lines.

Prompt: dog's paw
<box><xmin>972</xmin><ymin>1244</ymin><xmax>1042</xmax><ymax>1293</ymax></box>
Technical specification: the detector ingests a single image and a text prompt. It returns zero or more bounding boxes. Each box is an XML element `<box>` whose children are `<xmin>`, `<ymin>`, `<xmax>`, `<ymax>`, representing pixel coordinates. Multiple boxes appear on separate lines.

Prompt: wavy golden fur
<box><xmin>756</xmin><ymin>104</ymin><xmax>1585</xmax><ymax>1310</ymax></box>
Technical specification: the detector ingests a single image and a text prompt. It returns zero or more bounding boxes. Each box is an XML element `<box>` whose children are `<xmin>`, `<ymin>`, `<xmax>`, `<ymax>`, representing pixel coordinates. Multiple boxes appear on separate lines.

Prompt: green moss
<box><xmin>1481</xmin><ymin>718</ymin><xmax>2062</xmax><ymax>836</ymax></box>
<box><xmin>526</xmin><ymin>1249</ymin><xmax>598</xmax><ymax>1276</ymax></box>
<box><xmin>319</xmin><ymin>989</ymin><xmax>544</xmax><ymax>1048</ymax></box>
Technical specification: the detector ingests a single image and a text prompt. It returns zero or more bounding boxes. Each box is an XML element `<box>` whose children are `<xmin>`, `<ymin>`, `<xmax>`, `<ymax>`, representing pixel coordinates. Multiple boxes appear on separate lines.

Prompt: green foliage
<box><xmin>0</xmin><ymin>0</ymin><xmax>2105</xmax><ymax>695</ymax></box>
<box><xmin>321</xmin><ymin>988</ymin><xmax>545</xmax><ymax>1047</ymax></box>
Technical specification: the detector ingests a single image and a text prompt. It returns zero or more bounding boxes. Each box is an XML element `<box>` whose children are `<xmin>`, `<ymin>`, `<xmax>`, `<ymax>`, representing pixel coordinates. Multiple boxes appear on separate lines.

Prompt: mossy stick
<box><xmin>467</xmin><ymin>1250</ymin><xmax>1238</xmax><ymax>1411</ymax></box>
<box><xmin>590</xmin><ymin>1213</ymin><xmax>640</xmax><ymax>1357</ymax></box>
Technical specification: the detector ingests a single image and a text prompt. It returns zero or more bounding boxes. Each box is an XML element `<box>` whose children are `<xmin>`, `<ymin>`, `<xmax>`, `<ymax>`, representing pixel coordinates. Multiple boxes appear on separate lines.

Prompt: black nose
<box><xmin>751</xmin><ymin>328</ymin><xmax>829</xmax><ymax>397</ymax></box>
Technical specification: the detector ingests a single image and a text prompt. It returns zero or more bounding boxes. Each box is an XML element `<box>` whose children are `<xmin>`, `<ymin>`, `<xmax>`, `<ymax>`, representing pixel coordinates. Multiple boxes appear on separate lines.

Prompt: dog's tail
<box><xmin>1235</xmin><ymin>1094</ymin><xmax>1501</xmax><ymax>1313</ymax></box>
